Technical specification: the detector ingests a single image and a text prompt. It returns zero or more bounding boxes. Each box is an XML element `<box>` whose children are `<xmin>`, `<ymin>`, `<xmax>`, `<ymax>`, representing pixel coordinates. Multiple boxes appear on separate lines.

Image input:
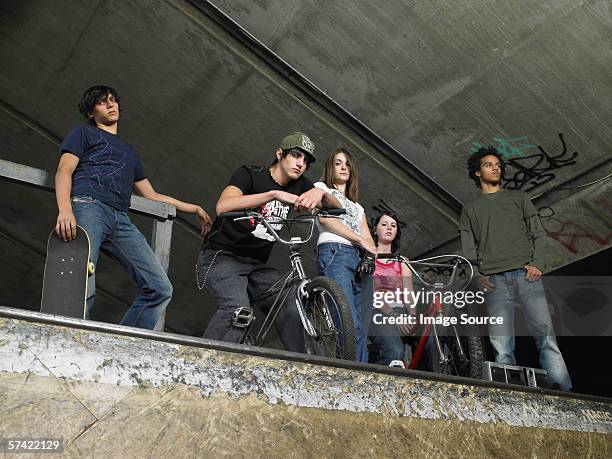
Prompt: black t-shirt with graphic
<box><xmin>206</xmin><ymin>165</ymin><xmax>314</xmax><ymax>262</ymax></box>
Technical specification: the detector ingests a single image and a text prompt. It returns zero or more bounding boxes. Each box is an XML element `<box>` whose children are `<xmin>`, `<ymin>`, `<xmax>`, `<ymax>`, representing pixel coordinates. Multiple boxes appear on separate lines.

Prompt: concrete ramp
<box><xmin>0</xmin><ymin>306</ymin><xmax>610</xmax><ymax>457</ymax></box>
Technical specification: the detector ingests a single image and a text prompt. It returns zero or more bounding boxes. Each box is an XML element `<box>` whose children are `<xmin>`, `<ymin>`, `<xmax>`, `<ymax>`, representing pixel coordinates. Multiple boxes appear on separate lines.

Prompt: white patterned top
<box><xmin>314</xmin><ymin>181</ymin><xmax>364</xmax><ymax>246</ymax></box>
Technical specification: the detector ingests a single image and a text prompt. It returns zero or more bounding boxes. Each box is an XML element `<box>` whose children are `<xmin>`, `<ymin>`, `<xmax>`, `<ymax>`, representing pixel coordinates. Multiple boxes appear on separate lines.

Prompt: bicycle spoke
<box><xmin>304</xmin><ymin>289</ymin><xmax>342</xmax><ymax>357</ymax></box>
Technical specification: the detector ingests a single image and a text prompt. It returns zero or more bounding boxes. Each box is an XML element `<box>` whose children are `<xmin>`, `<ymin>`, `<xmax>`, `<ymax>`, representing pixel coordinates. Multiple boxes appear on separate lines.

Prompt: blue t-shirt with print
<box><xmin>59</xmin><ymin>124</ymin><xmax>146</xmax><ymax>213</ymax></box>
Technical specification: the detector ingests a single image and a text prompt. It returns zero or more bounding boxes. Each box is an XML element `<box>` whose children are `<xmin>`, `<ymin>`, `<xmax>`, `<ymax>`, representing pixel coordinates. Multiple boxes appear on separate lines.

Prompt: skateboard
<box><xmin>40</xmin><ymin>225</ymin><xmax>94</xmax><ymax>319</ymax></box>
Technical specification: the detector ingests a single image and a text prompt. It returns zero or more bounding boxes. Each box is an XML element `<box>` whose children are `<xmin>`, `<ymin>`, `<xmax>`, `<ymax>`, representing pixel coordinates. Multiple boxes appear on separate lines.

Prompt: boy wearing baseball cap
<box><xmin>197</xmin><ymin>132</ymin><xmax>339</xmax><ymax>351</ymax></box>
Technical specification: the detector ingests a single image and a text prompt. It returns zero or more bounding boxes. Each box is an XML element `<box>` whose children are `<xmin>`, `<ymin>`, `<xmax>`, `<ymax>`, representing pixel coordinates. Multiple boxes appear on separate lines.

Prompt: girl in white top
<box><xmin>314</xmin><ymin>148</ymin><xmax>376</xmax><ymax>362</ymax></box>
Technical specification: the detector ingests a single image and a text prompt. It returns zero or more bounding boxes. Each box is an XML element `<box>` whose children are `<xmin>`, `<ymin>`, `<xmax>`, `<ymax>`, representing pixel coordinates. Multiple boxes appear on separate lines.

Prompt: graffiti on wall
<box><xmin>548</xmin><ymin>222</ymin><xmax>612</xmax><ymax>254</ymax></box>
<box><xmin>472</xmin><ymin>133</ymin><xmax>579</xmax><ymax>191</ymax></box>
<box><xmin>369</xmin><ymin>198</ymin><xmax>431</xmax><ymax>246</ymax></box>
<box><xmin>539</xmin><ymin>197</ymin><xmax>612</xmax><ymax>255</ymax></box>
<box><xmin>470</xmin><ymin>133</ymin><xmax>612</xmax><ymax>256</ymax></box>
<box><xmin>471</xmin><ymin>136</ymin><xmax>536</xmax><ymax>159</ymax></box>
<box><xmin>503</xmin><ymin>133</ymin><xmax>578</xmax><ymax>191</ymax></box>
<box><xmin>370</xmin><ymin>198</ymin><xmax>407</xmax><ymax>229</ymax></box>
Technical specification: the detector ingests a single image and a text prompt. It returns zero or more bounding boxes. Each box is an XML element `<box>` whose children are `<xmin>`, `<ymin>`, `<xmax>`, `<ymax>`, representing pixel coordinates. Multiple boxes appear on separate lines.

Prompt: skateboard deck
<box><xmin>41</xmin><ymin>225</ymin><xmax>92</xmax><ymax>319</ymax></box>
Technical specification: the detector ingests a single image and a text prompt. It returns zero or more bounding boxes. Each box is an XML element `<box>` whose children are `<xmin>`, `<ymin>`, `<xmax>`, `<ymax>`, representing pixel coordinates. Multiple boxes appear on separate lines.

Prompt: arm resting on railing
<box><xmin>133</xmin><ymin>178</ymin><xmax>212</xmax><ymax>236</ymax></box>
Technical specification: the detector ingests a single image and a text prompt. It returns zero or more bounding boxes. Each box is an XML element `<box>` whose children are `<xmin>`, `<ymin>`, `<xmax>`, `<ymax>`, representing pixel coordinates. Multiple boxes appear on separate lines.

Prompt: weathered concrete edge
<box><xmin>1</xmin><ymin>317</ymin><xmax>610</xmax><ymax>434</ymax></box>
<box><xmin>2</xmin><ymin>305</ymin><xmax>608</xmax><ymax>404</ymax></box>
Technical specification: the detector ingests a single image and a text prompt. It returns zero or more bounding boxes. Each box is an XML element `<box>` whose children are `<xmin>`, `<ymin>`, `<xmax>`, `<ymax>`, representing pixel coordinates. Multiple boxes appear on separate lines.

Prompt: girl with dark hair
<box><xmin>369</xmin><ymin>212</ymin><xmax>416</xmax><ymax>366</ymax></box>
<box><xmin>314</xmin><ymin>148</ymin><xmax>376</xmax><ymax>363</ymax></box>
<box><xmin>372</xmin><ymin>212</ymin><xmax>402</xmax><ymax>255</ymax></box>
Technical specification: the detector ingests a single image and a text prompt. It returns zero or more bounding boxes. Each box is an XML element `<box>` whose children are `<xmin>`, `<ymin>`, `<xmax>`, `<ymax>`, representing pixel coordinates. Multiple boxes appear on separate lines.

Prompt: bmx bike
<box><xmin>217</xmin><ymin>208</ymin><xmax>357</xmax><ymax>360</ymax></box>
<box><xmin>378</xmin><ymin>254</ymin><xmax>486</xmax><ymax>378</ymax></box>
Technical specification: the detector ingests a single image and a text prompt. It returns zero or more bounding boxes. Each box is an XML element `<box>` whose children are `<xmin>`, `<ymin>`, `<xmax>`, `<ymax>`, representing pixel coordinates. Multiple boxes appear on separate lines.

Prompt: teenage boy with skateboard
<box><xmin>55</xmin><ymin>85</ymin><xmax>212</xmax><ymax>330</ymax></box>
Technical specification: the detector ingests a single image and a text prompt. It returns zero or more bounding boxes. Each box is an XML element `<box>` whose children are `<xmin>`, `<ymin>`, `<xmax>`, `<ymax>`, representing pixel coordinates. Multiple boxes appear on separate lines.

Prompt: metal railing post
<box><xmin>151</xmin><ymin>218</ymin><xmax>175</xmax><ymax>331</ymax></box>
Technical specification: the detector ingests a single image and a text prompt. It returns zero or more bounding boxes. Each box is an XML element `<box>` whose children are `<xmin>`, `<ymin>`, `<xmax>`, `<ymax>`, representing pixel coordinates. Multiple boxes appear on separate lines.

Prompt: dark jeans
<box><xmin>197</xmin><ymin>249</ymin><xmax>305</xmax><ymax>353</ymax></box>
<box><xmin>370</xmin><ymin>331</ymin><xmax>406</xmax><ymax>366</ymax></box>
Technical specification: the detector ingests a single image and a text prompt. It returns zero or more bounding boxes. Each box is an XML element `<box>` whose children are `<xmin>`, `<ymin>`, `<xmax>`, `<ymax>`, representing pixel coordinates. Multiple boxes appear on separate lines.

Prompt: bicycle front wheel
<box><xmin>427</xmin><ymin>334</ymin><xmax>485</xmax><ymax>379</ymax></box>
<box><xmin>426</xmin><ymin>303</ymin><xmax>485</xmax><ymax>379</ymax></box>
<box><xmin>303</xmin><ymin>276</ymin><xmax>357</xmax><ymax>361</ymax></box>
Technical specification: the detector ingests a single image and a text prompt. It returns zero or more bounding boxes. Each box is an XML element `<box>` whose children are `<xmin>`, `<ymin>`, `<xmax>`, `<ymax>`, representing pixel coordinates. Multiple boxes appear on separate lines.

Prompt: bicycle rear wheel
<box><xmin>303</xmin><ymin>276</ymin><xmax>357</xmax><ymax>360</ymax></box>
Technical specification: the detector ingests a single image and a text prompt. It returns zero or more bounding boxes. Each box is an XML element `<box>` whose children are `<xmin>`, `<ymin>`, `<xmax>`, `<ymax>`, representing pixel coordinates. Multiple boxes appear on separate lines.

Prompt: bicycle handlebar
<box><xmin>218</xmin><ymin>211</ymin><xmax>473</xmax><ymax>290</ymax></box>
<box><xmin>220</xmin><ymin>211</ymin><xmax>247</xmax><ymax>218</ymax></box>
<box><xmin>219</xmin><ymin>208</ymin><xmax>345</xmax><ymax>219</ymax></box>
<box><xmin>392</xmin><ymin>254</ymin><xmax>475</xmax><ymax>292</ymax></box>
<box><xmin>320</xmin><ymin>208</ymin><xmax>346</xmax><ymax>216</ymax></box>
<box><xmin>219</xmin><ymin>208</ymin><xmax>346</xmax><ymax>245</ymax></box>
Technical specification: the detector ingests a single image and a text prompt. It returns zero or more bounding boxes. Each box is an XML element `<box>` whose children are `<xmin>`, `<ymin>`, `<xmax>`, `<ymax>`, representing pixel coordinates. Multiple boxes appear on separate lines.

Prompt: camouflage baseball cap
<box><xmin>280</xmin><ymin>132</ymin><xmax>316</xmax><ymax>164</ymax></box>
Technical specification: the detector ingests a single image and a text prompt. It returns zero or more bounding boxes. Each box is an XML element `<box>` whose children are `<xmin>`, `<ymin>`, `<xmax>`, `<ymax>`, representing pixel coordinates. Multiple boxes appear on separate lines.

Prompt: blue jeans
<box><xmin>72</xmin><ymin>196</ymin><xmax>172</xmax><ymax>330</ymax></box>
<box><xmin>317</xmin><ymin>242</ymin><xmax>372</xmax><ymax>363</ymax></box>
<box><xmin>486</xmin><ymin>269</ymin><xmax>572</xmax><ymax>391</ymax></box>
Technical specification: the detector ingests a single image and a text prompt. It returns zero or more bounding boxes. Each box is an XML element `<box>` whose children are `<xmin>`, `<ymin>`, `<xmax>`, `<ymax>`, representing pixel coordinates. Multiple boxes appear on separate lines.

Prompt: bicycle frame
<box><xmin>225</xmin><ymin>209</ymin><xmax>344</xmax><ymax>345</ymax></box>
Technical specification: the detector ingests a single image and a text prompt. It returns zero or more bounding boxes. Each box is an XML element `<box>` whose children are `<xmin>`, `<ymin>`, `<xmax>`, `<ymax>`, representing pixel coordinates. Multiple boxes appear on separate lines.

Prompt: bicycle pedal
<box><xmin>232</xmin><ymin>307</ymin><xmax>255</xmax><ymax>329</ymax></box>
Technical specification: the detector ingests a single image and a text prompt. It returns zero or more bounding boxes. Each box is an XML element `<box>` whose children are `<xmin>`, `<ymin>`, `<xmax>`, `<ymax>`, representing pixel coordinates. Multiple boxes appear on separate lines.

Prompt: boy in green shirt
<box><xmin>459</xmin><ymin>146</ymin><xmax>571</xmax><ymax>391</ymax></box>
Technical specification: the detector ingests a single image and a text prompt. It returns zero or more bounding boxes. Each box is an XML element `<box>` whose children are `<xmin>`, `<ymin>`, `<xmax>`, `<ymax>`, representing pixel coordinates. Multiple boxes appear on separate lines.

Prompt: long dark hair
<box><xmin>372</xmin><ymin>212</ymin><xmax>401</xmax><ymax>254</ymax></box>
<box><xmin>320</xmin><ymin>148</ymin><xmax>359</xmax><ymax>202</ymax></box>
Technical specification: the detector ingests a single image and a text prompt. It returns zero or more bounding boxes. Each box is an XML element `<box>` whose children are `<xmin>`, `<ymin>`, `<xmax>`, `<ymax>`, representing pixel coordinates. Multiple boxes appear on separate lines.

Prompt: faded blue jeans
<box><xmin>317</xmin><ymin>242</ymin><xmax>372</xmax><ymax>363</ymax></box>
<box><xmin>72</xmin><ymin>196</ymin><xmax>172</xmax><ymax>330</ymax></box>
<box><xmin>486</xmin><ymin>268</ymin><xmax>572</xmax><ymax>391</ymax></box>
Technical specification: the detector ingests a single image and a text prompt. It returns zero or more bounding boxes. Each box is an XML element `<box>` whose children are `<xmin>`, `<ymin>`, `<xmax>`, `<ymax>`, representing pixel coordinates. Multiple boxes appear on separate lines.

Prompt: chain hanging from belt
<box><xmin>195</xmin><ymin>249</ymin><xmax>222</xmax><ymax>290</ymax></box>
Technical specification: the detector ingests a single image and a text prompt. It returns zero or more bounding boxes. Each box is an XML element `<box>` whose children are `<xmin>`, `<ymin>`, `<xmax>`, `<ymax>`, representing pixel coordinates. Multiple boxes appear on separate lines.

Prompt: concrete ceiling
<box><xmin>0</xmin><ymin>0</ymin><xmax>610</xmax><ymax>336</ymax></box>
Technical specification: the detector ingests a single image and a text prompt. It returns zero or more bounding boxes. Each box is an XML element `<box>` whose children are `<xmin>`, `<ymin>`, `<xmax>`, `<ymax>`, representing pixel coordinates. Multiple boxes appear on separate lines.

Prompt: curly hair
<box><xmin>467</xmin><ymin>146</ymin><xmax>504</xmax><ymax>187</ymax></box>
<box><xmin>78</xmin><ymin>86</ymin><xmax>121</xmax><ymax>125</ymax></box>
<box><xmin>371</xmin><ymin>212</ymin><xmax>401</xmax><ymax>254</ymax></box>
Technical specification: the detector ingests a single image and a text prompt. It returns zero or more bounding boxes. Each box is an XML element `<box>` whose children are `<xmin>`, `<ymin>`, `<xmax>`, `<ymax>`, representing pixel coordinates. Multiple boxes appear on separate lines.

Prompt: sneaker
<box><xmin>389</xmin><ymin>360</ymin><xmax>406</xmax><ymax>368</ymax></box>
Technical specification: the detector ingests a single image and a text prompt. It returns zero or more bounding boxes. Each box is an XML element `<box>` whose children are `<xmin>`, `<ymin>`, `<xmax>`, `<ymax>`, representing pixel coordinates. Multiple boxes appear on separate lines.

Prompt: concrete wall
<box><xmin>213</xmin><ymin>0</ymin><xmax>612</xmax><ymax>200</ymax></box>
<box><xmin>0</xmin><ymin>0</ymin><xmax>610</xmax><ymax>334</ymax></box>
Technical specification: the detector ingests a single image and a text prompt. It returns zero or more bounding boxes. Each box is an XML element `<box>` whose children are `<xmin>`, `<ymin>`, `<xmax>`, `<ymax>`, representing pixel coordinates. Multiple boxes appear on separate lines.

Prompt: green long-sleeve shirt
<box><xmin>459</xmin><ymin>189</ymin><xmax>548</xmax><ymax>275</ymax></box>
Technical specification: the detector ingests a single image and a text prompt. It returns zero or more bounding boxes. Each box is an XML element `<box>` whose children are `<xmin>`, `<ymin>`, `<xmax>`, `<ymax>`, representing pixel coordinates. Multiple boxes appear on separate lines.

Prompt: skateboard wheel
<box><xmin>88</xmin><ymin>262</ymin><xmax>95</xmax><ymax>275</ymax></box>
